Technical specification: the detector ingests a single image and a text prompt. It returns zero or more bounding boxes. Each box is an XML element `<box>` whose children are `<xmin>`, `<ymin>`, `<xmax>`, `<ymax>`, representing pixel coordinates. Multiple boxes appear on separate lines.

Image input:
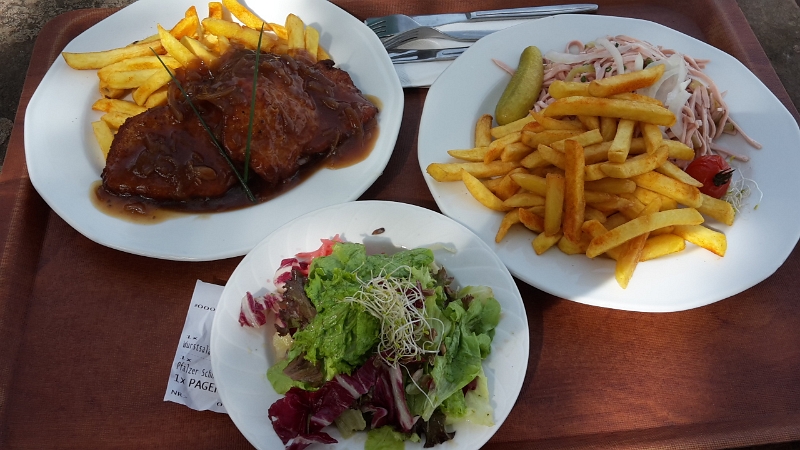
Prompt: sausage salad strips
<box><xmin>239</xmin><ymin>237</ymin><xmax>501</xmax><ymax>450</ymax></box>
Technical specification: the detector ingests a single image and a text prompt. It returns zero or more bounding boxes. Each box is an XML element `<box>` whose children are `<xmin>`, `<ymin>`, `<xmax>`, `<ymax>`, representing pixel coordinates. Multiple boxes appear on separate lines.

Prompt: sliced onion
<box><xmin>545</xmin><ymin>49</ymin><xmax>608</xmax><ymax>65</ymax></box>
<box><xmin>633</xmin><ymin>53</ymin><xmax>644</xmax><ymax>71</ymax></box>
<box><xmin>565</xmin><ymin>64</ymin><xmax>593</xmax><ymax>81</ymax></box>
<box><xmin>638</xmin><ymin>53</ymin><xmax>686</xmax><ymax>101</ymax></box>
<box><xmin>595</xmin><ymin>37</ymin><xmax>624</xmax><ymax>74</ymax></box>
<box><xmin>665</xmin><ymin>81</ymin><xmax>692</xmax><ymax>139</ymax></box>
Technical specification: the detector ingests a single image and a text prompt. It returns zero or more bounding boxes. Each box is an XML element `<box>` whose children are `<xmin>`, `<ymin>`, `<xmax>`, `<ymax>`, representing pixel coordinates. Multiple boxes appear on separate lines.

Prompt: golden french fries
<box><xmin>521</xmin><ymin>129</ymin><xmax>582</xmax><ymax>148</ymax></box>
<box><xmin>549</xmin><ymin>128</ymin><xmax>603</xmax><ymax>152</ymax></box>
<box><xmin>601</xmin><ymin>143</ymin><xmax>669</xmax><ymax>178</ymax></box>
<box><xmin>208</xmin><ymin>1</ymin><xmax>223</xmax><ymax>19</ymax></box>
<box><xmin>544</xmin><ymin>172</ymin><xmax>565</xmax><ymax>236</ymax></box>
<box><xmin>656</xmin><ymin>160</ymin><xmax>704</xmax><ymax>187</ymax></box>
<box><xmin>501</xmin><ymin>142</ymin><xmax>534</xmax><ymax>162</ymax></box>
<box><xmin>447</xmin><ymin>147</ymin><xmax>489</xmax><ymax>162</ymax></box>
<box><xmin>427</xmin><ymin>161</ymin><xmax>520</xmax><ymax>182</ymax></box>
<box><xmin>62</xmin><ymin>41</ymin><xmax>166</xmax><ymax>70</ymax></box>
<box><xmin>97</xmin><ymin>55</ymin><xmax>180</xmax><ymax>79</ymax></box>
<box><xmin>92</xmin><ymin>98</ymin><xmax>147</xmax><ymax>116</ymax></box>
<box><xmin>503</xmin><ymin>191</ymin><xmax>545</xmax><ymax>208</ymax></box>
<box><xmin>614</xmin><ymin>197</ymin><xmax>661</xmax><ymax>288</ymax></box>
<box><xmin>698</xmin><ymin>193</ymin><xmax>735</xmax><ymax>226</ymax></box>
<box><xmin>143</xmin><ymin>87</ymin><xmax>169</xmax><ymax>108</ymax></box>
<box><xmin>562</xmin><ymin>140</ymin><xmax>586</xmax><ymax>243</ymax></box>
<box><xmin>63</xmin><ymin>4</ymin><xmax>330</xmax><ymax>160</ymax></box>
<box><xmin>132</xmin><ymin>70</ymin><xmax>173</xmax><ymax>106</ymax></box>
<box><xmin>588</xmin><ymin>64</ymin><xmax>666</xmax><ymax>98</ymax></box>
<box><xmin>672</xmin><ymin>224</ymin><xmax>727</xmax><ymax>257</ymax></box>
<box><xmin>91</xmin><ymin>121</ymin><xmax>114</xmax><ymax>157</ymax></box>
<box><xmin>223</xmin><ymin>0</ymin><xmax>286</xmax><ymax>38</ymax></box>
<box><xmin>474</xmin><ymin>114</ymin><xmax>493</xmax><ymax>146</ymax></box>
<box><xmin>181</xmin><ymin>36</ymin><xmax>219</xmax><ymax>66</ymax></box>
<box><xmin>425</xmin><ymin>60</ymin><xmax>743</xmax><ymax>288</ymax></box>
<box><xmin>484</xmin><ymin>131</ymin><xmax>522</xmax><ymax>164</ymax></box>
<box><xmin>530</xmin><ymin>111</ymin><xmax>585</xmax><ymax>131</ymax></box>
<box><xmin>496</xmin><ymin>210</ymin><xmax>521</xmax><ymax>243</ymax></box>
<box><xmin>631</xmin><ymin>171</ymin><xmax>702</xmax><ymax>208</ymax></box>
<box><xmin>490</xmin><ymin>114</ymin><xmax>535</xmax><ymax>139</ymax></box>
<box><xmin>510</xmin><ymin>173</ymin><xmax>546</xmax><ymax>195</ymax></box>
<box><xmin>543</xmin><ymin>96</ymin><xmax>677</xmax><ymax>127</ymax></box>
<box><xmin>532</xmin><ymin>230</ymin><xmax>561</xmax><ymax>255</ymax></box>
<box><xmin>158</xmin><ymin>24</ymin><xmax>200</xmax><ymax>67</ymax></box>
<box><xmin>586</xmin><ymin>208</ymin><xmax>704</xmax><ymax>258</ymax></box>
<box><xmin>462</xmin><ymin>170</ymin><xmax>510</xmax><ymax>212</ymax></box>
<box><xmin>640</xmin><ymin>233</ymin><xmax>686</xmax><ymax>261</ymax></box>
<box><xmin>537</xmin><ymin>144</ymin><xmax>565</xmax><ymax>169</ymax></box>
<box><xmin>548</xmin><ymin>80</ymin><xmax>590</xmax><ymax>99</ymax></box>
<box><xmin>584</xmin><ymin>178</ymin><xmax>636</xmax><ymax>194</ymax></box>
<box><xmin>518</xmin><ymin>207</ymin><xmax>545</xmax><ymax>233</ymax></box>
<box><xmin>100</xmin><ymin>111</ymin><xmax>132</xmax><ymax>129</ymax></box>
<box><xmin>608</xmin><ymin>119</ymin><xmax>635</xmax><ymax>163</ymax></box>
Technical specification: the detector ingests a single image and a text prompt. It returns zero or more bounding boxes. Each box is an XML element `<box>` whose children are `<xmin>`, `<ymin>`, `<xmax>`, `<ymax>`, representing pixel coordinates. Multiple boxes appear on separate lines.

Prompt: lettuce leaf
<box><xmin>444</xmin><ymin>366</ymin><xmax>494</xmax><ymax>426</ymax></box>
<box><xmin>365</xmin><ymin>426</ymin><xmax>406</xmax><ymax>450</ymax></box>
<box><xmin>269</xmin><ymin>243</ymin><xmax>440</xmax><ymax>391</ymax></box>
<box><xmin>290</xmin><ymin>300</ymin><xmax>380</xmax><ymax>380</ymax></box>
<box><xmin>420</xmin><ymin>286</ymin><xmax>500</xmax><ymax>421</ymax></box>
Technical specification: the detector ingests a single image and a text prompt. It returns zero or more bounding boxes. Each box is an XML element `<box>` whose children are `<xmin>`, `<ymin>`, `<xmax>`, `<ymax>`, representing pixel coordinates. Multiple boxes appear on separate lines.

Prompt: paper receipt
<box><xmin>164</xmin><ymin>280</ymin><xmax>227</xmax><ymax>414</ymax></box>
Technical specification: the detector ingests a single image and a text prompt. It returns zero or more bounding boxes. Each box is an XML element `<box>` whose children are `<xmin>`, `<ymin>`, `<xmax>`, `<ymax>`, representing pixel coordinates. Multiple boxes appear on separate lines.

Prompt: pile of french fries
<box><xmin>62</xmin><ymin>0</ymin><xmax>329</xmax><ymax>158</ymax></box>
<box><xmin>427</xmin><ymin>64</ymin><xmax>736</xmax><ymax>289</ymax></box>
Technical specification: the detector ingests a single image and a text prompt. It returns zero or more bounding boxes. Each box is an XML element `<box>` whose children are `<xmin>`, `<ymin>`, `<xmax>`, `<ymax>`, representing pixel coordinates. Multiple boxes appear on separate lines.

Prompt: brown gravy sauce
<box><xmin>92</xmin><ymin>123</ymin><xmax>379</xmax><ymax>224</ymax></box>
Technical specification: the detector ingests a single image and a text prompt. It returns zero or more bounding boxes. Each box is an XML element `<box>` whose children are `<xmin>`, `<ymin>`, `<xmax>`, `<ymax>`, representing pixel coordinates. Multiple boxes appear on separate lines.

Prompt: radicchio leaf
<box><xmin>275</xmin><ymin>268</ymin><xmax>316</xmax><ymax>335</ymax></box>
<box><xmin>238</xmin><ymin>292</ymin><xmax>280</xmax><ymax>328</ymax></box>
<box><xmin>361</xmin><ymin>363</ymin><xmax>418</xmax><ymax>433</ymax></box>
<box><xmin>269</xmin><ymin>356</ymin><xmax>382</xmax><ymax>450</ymax></box>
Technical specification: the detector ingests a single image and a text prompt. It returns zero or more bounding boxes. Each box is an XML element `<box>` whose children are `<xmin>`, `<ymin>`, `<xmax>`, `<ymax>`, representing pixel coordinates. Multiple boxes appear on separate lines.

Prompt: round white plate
<box><xmin>418</xmin><ymin>14</ymin><xmax>800</xmax><ymax>312</ymax></box>
<box><xmin>25</xmin><ymin>0</ymin><xmax>403</xmax><ymax>261</ymax></box>
<box><xmin>210</xmin><ymin>200</ymin><xmax>529</xmax><ymax>450</ymax></box>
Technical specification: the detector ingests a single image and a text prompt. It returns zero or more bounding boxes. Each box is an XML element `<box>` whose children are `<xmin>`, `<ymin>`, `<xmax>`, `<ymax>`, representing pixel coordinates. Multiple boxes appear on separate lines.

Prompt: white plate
<box><xmin>418</xmin><ymin>14</ymin><xmax>800</xmax><ymax>312</ymax></box>
<box><xmin>210</xmin><ymin>200</ymin><xmax>529</xmax><ymax>450</ymax></box>
<box><xmin>24</xmin><ymin>0</ymin><xmax>403</xmax><ymax>261</ymax></box>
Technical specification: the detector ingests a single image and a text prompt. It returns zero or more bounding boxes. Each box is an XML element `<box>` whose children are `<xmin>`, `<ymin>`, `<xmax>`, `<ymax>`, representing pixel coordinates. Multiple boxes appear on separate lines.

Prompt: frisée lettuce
<box><xmin>241</xmin><ymin>239</ymin><xmax>501</xmax><ymax>449</ymax></box>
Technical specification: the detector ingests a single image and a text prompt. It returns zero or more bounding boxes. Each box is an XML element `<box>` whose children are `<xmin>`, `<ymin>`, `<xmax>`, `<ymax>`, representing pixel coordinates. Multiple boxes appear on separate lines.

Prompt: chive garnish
<box><xmin>244</xmin><ymin>24</ymin><xmax>265</xmax><ymax>183</ymax></box>
<box><xmin>151</xmin><ymin>49</ymin><xmax>256</xmax><ymax>203</ymax></box>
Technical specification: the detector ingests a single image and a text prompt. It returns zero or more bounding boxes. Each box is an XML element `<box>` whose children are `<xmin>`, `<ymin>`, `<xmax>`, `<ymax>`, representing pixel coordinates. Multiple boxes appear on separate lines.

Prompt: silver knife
<box><xmin>388</xmin><ymin>47</ymin><xmax>469</xmax><ymax>64</ymax></box>
<box><xmin>369</xmin><ymin>4</ymin><xmax>598</xmax><ymax>28</ymax></box>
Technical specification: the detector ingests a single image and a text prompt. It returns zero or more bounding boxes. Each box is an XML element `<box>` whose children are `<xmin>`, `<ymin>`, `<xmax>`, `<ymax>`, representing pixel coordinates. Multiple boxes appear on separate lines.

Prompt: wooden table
<box><xmin>2</xmin><ymin>1</ymin><xmax>799</xmax><ymax>448</ymax></box>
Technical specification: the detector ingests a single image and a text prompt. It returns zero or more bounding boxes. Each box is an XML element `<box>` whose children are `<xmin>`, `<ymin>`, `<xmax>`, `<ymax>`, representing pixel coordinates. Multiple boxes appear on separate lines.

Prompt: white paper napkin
<box><xmin>392</xmin><ymin>19</ymin><xmax>530</xmax><ymax>88</ymax></box>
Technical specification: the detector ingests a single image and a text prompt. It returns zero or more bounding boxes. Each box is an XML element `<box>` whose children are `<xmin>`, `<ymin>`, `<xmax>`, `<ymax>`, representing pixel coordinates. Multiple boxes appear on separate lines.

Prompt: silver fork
<box><xmin>366</xmin><ymin>4</ymin><xmax>599</xmax><ymax>39</ymax></box>
<box><xmin>367</xmin><ymin>14</ymin><xmax>423</xmax><ymax>39</ymax></box>
<box><xmin>380</xmin><ymin>27</ymin><xmax>493</xmax><ymax>50</ymax></box>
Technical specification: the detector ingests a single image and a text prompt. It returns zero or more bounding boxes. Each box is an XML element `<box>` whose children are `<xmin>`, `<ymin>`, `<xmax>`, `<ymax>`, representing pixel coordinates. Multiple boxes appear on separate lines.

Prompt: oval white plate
<box><xmin>418</xmin><ymin>14</ymin><xmax>800</xmax><ymax>312</ymax></box>
<box><xmin>25</xmin><ymin>0</ymin><xmax>403</xmax><ymax>261</ymax></box>
<box><xmin>210</xmin><ymin>200</ymin><xmax>529</xmax><ymax>450</ymax></box>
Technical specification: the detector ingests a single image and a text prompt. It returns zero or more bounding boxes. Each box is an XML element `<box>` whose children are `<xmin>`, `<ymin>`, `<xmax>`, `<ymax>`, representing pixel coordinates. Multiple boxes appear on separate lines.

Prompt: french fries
<box><xmin>562</xmin><ymin>140</ymin><xmax>585</xmax><ymax>243</ymax></box>
<box><xmin>544</xmin><ymin>96</ymin><xmax>676</xmax><ymax>127</ymax></box>
<box><xmin>426</xmin><ymin>62</ymin><xmax>739</xmax><ymax>289</ymax></box>
<box><xmin>588</xmin><ymin>64</ymin><xmax>665</xmax><ymax>98</ymax></box>
<box><xmin>63</xmin><ymin>2</ymin><xmax>329</xmax><ymax>159</ymax></box>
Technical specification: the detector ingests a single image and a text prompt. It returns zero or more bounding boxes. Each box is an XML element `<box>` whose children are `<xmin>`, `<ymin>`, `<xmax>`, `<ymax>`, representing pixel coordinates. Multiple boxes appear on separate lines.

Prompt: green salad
<box><xmin>240</xmin><ymin>240</ymin><xmax>501</xmax><ymax>449</ymax></box>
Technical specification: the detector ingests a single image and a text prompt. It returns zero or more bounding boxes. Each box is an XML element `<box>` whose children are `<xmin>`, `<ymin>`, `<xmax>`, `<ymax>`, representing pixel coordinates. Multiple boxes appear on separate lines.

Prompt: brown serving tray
<box><xmin>2</xmin><ymin>1</ymin><xmax>800</xmax><ymax>449</ymax></box>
